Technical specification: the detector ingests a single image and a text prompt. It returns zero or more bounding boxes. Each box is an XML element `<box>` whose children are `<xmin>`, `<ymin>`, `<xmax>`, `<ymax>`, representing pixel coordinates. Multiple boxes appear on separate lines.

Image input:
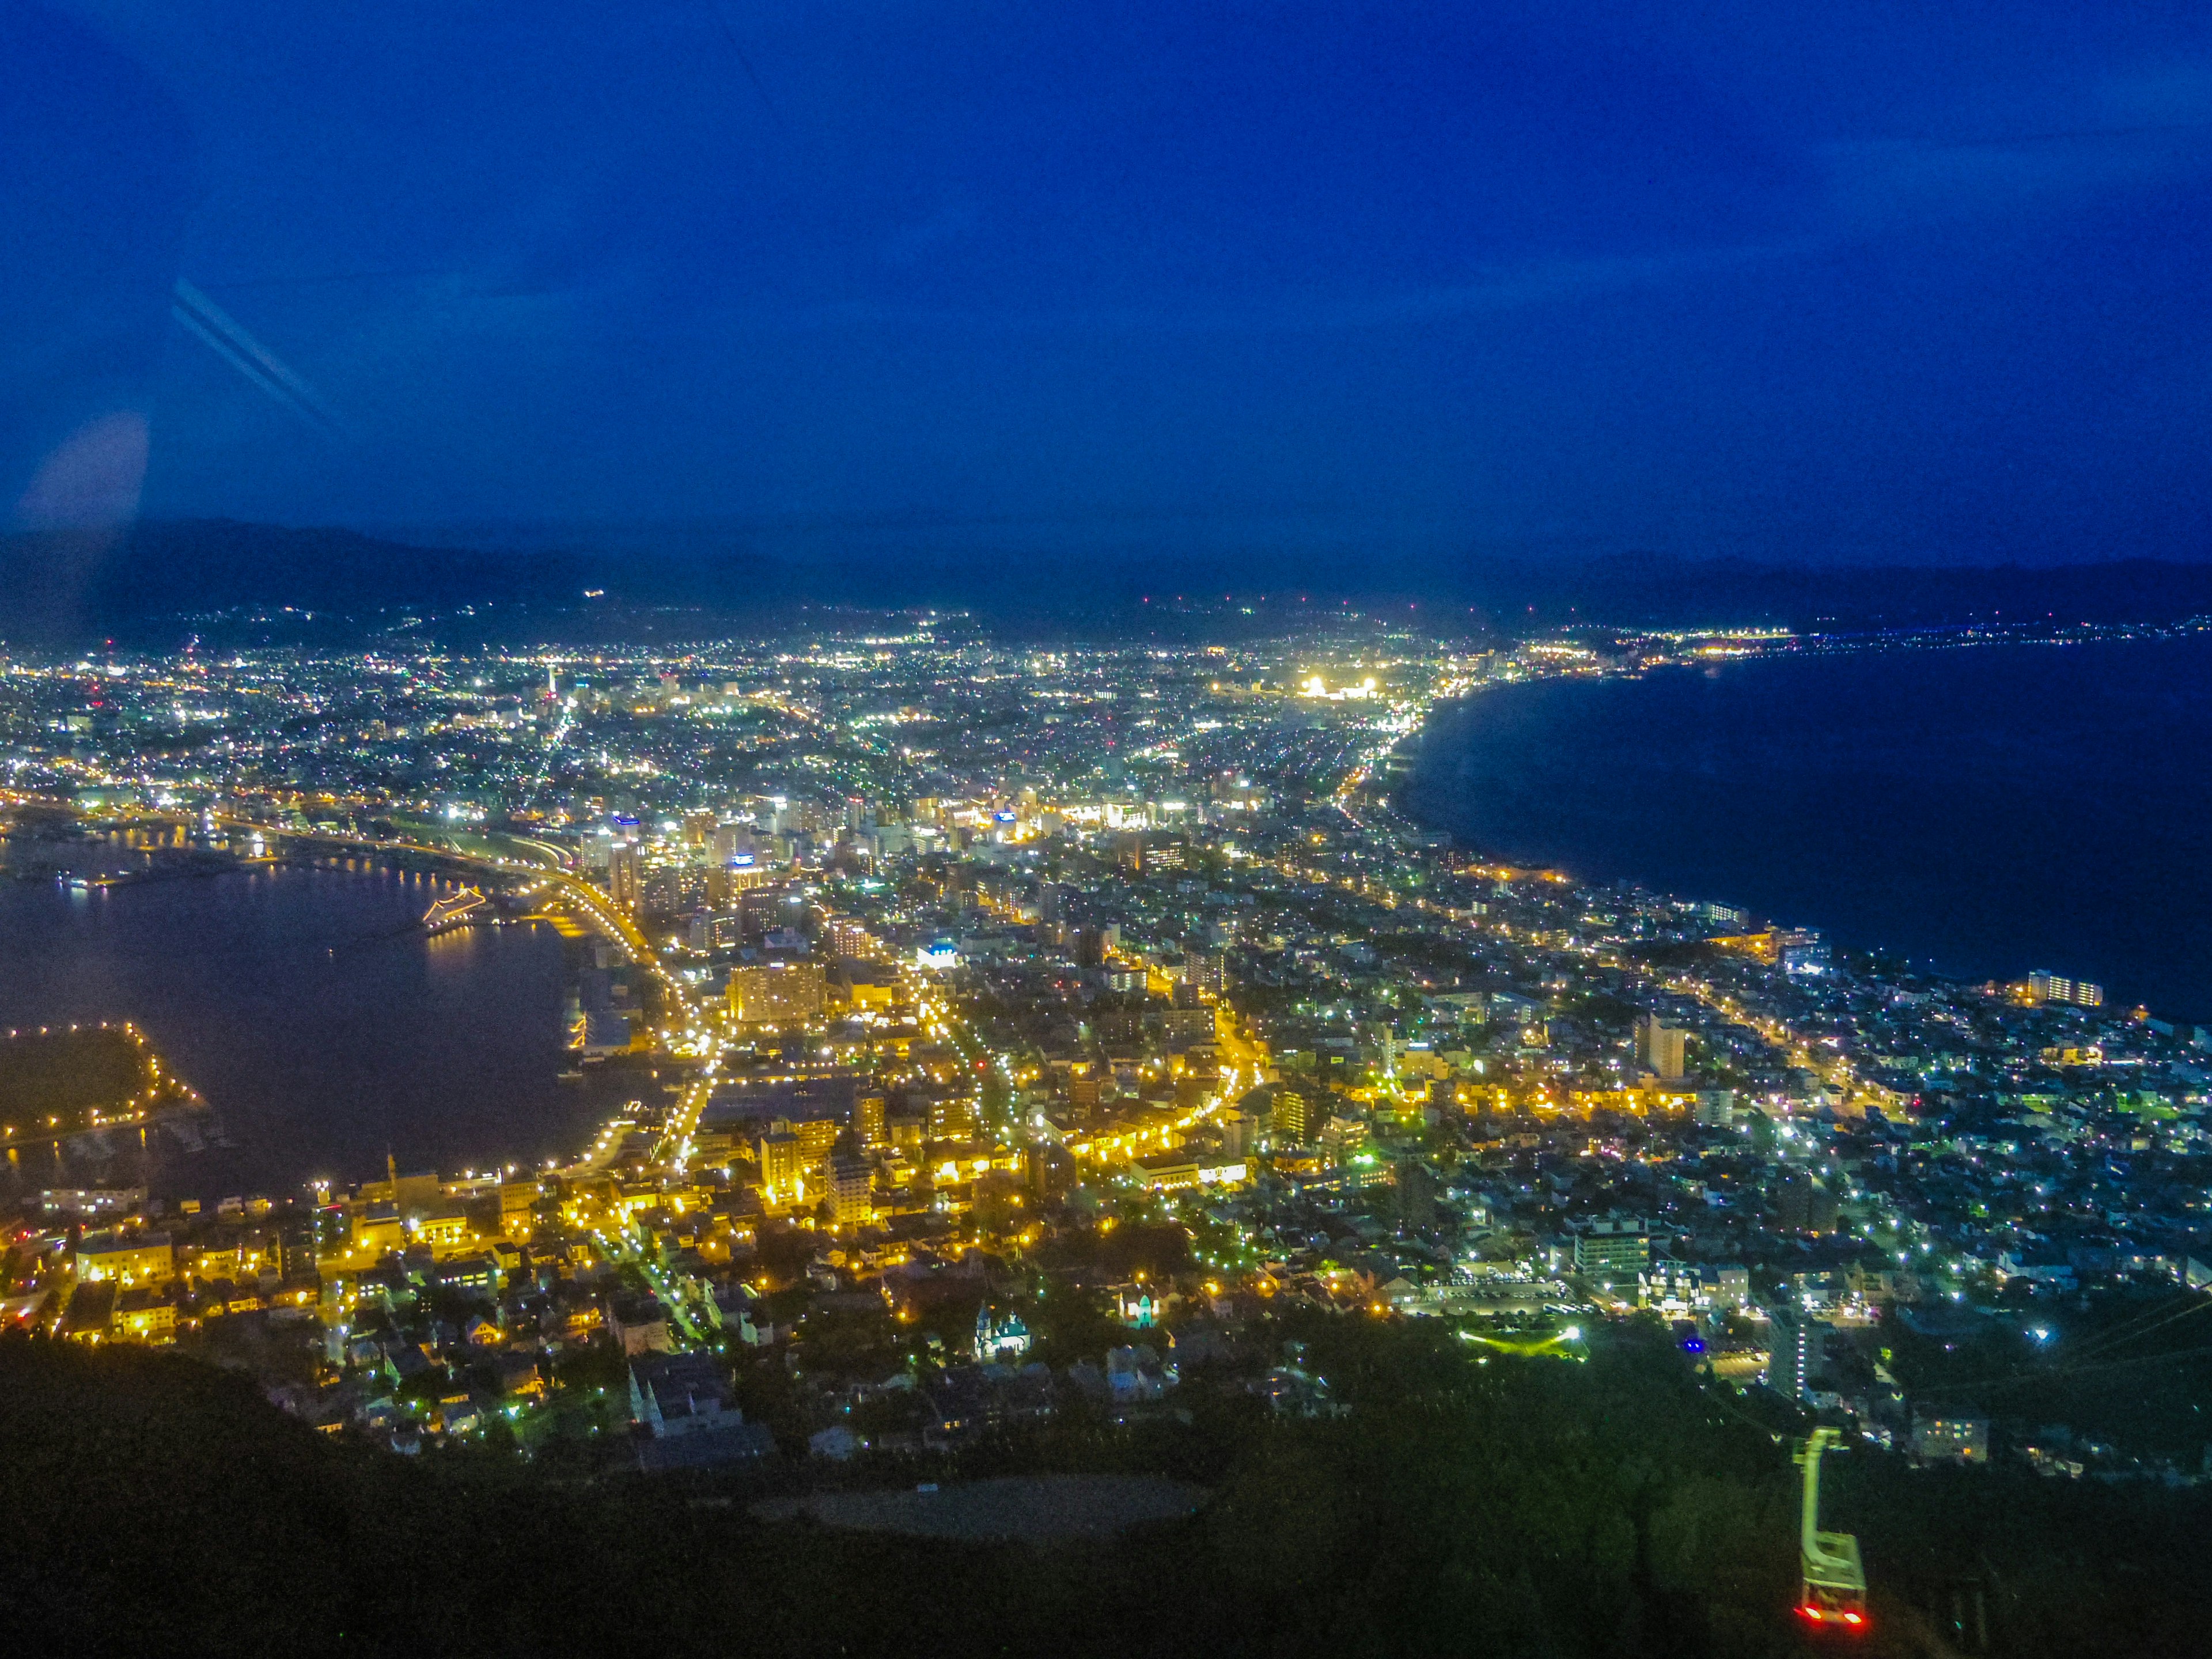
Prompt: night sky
<box><xmin>10</xmin><ymin>1</ymin><xmax>2212</xmax><ymax>566</ymax></box>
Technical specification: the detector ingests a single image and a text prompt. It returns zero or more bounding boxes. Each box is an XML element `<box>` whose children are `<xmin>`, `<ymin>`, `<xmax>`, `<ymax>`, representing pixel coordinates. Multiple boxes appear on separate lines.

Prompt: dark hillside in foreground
<box><xmin>5</xmin><ymin>1323</ymin><xmax>2210</xmax><ymax>1659</ymax></box>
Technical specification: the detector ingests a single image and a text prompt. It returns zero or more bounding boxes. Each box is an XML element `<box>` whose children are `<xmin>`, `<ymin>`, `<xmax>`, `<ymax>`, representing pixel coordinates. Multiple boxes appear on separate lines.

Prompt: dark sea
<box><xmin>1402</xmin><ymin>635</ymin><xmax>2212</xmax><ymax>1020</ymax></box>
<box><xmin>0</xmin><ymin>861</ymin><xmax>630</xmax><ymax>1202</ymax></box>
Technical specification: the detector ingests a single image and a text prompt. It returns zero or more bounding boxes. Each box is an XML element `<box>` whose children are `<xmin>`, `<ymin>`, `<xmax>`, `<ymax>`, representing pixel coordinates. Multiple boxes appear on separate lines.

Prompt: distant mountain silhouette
<box><xmin>0</xmin><ymin>520</ymin><xmax>586</xmax><ymax>641</ymax></box>
<box><xmin>3</xmin><ymin>518</ymin><xmax>2210</xmax><ymax>646</ymax></box>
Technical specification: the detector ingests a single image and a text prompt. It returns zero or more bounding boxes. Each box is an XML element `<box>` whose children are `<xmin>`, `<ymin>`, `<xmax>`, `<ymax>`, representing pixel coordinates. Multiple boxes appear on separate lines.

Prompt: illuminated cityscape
<box><xmin>4</xmin><ymin>613</ymin><xmax>2207</xmax><ymax>1512</ymax></box>
<box><xmin>12</xmin><ymin>5</ymin><xmax>2212</xmax><ymax>1651</ymax></box>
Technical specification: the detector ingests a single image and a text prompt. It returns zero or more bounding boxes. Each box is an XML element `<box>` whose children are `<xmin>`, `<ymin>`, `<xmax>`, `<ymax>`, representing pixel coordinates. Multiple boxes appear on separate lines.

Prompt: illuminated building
<box><xmin>1132</xmin><ymin>1152</ymin><xmax>1248</xmax><ymax>1190</ymax></box>
<box><xmin>1160</xmin><ymin>1006</ymin><xmax>1215</xmax><ymax>1047</ymax></box>
<box><xmin>74</xmin><ymin>1229</ymin><xmax>174</xmax><ymax>1286</ymax></box>
<box><xmin>788</xmin><ymin>1115</ymin><xmax>841</xmax><ymax>1172</ymax></box>
<box><xmin>1637</xmin><ymin>1262</ymin><xmax>1703</xmax><ymax>1315</ymax></box>
<box><xmin>1115</xmin><ymin>1284</ymin><xmax>1161</xmax><ymax>1327</ymax></box>
<box><xmin>113</xmin><ymin>1286</ymin><xmax>176</xmax><ymax>1343</ymax></box>
<box><xmin>351</xmin><ymin>1202</ymin><xmax>406</xmax><ymax>1255</ymax></box>
<box><xmin>412</xmin><ymin>1206</ymin><xmax>475</xmax><ymax>1253</ymax></box>
<box><xmin>687</xmin><ymin>912</ymin><xmax>742</xmax><ymax>950</ymax></box>
<box><xmin>1911</xmin><ymin>1415</ymin><xmax>1989</xmax><ymax>1463</ymax></box>
<box><xmin>720</xmin><ymin>856</ymin><xmax>775</xmax><ymax>897</ymax></box>
<box><xmin>607</xmin><ymin>843</ymin><xmax>641</xmax><ymax>912</ymax></box>
<box><xmin>928</xmin><ymin>1093</ymin><xmax>982</xmax><ymax>1142</ymax></box>
<box><xmin>728</xmin><ymin>961</ymin><xmax>825</xmax><ymax>1027</ymax></box>
<box><xmin>1272</xmin><ymin>1086</ymin><xmax>1313</xmax><ymax>1146</ymax></box>
<box><xmin>975</xmin><ymin>1302</ymin><xmax>1033</xmax><ymax>1361</ymax></box>
<box><xmin>823</xmin><ymin>915</ymin><xmax>874</xmax><ymax>959</ymax></box>
<box><xmin>1068</xmin><ymin>1069</ymin><xmax>1102</xmax><ymax>1118</ymax></box>
<box><xmin>1571</xmin><ymin>1219</ymin><xmax>1649</xmax><ymax>1282</ymax></box>
<box><xmin>1317</xmin><ymin>1114</ymin><xmax>1369</xmax><ymax>1165</ymax></box>
<box><xmin>758</xmin><ymin>1131</ymin><xmax>808</xmax><ymax>1206</ymax></box>
<box><xmin>579</xmin><ymin>1009</ymin><xmax>633</xmax><ymax>1054</ymax></box>
<box><xmin>2027</xmin><ymin>969</ymin><xmax>2103</xmax><ymax>1007</ymax></box>
<box><xmin>827</xmin><ymin>1157</ymin><xmax>874</xmax><ymax>1225</ymax></box>
<box><xmin>1183</xmin><ymin>948</ymin><xmax>1227</xmax><ymax>997</ymax></box>
<box><xmin>1636</xmin><ymin>1014</ymin><xmax>1687</xmax><ymax>1080</ymax></box>
<box><xmin>856</xmin><ymin>1092</ymin><xmax>887</xmax><ymax>1147</ymax></box>
<box><xmin>1769</xmin><ymin>1304</ymin><xmax>1821</xmax><ymax>1400</ymax></box>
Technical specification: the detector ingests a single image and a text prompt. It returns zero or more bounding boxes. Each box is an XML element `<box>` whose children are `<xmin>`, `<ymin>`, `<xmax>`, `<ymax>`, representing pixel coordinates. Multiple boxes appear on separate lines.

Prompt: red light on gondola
<box><xmin>1796</xmin><ymin>1605</ymin><xmax>1870</xmax><ymax>1633</ymax></box>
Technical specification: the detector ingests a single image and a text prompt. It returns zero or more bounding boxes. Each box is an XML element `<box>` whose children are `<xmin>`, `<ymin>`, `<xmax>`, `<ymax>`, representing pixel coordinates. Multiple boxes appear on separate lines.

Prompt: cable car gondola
<box><xmin>1794</xmin><ymin>1427</ymin><xmax>1869</xmax><ymax>1634</ymax></box>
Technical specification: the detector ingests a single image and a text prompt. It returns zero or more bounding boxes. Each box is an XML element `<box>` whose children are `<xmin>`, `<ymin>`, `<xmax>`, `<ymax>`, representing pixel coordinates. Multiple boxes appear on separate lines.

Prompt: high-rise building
<box><xmin>740</xmin><ymin>885</ymin><xmax>794</xmax><ymax>940</ymax></box>
<box><xmin>827</xmin><ymin>1157</ymin><xmax>873</xmax><ymax>1226</ymax></box>
<box><xmin>1572</xmin><ymin>1219</ymin><xmax>1650</xmax><ymax>1281</ymax></box>
<box><xmin>728</xmin><ymin>961</ymin><xmax>825</xmax><ymax>1027</ymax></box>
<box><xmin>1184</xmin><ymin>949</ymin><xmax>1227</xmax><ymax>997</ymax></box>
<box><xmin>928</xmin><ymin>1093</ymin><xmax>982</xmax><ymax>1143</ymax></box>
<box><xmin>607</xmin><ymin>844</ymin><xmax>641</xmax><ymax>912</ymax></box>
<box><xmin>1272</xmin><ymin>1086</ymin><xmax>1313</xmax><ymax>1146</ymax></box>
<box><xmin>1770</xmin><ymin>1304</ymin><xmax>1819</xmax><ymax>1400</ymax></box>
<box><xmin>855</xmin><ymin>1093</ymin><xmax>887</xmax><ymax>1148</ymax></box>
<box><xmin>1068</xmin><ymin>1070</ymin><xmax>1102</xmax><ymax>1118</ymax></box>
<box><xmin>1775</xmin><ymin>1171</ymin><xmax>1840</xmax><ymax>1234</ymax></box>
<box><xmin>757</xmin><ymin>1132</ymin><xmax>808</xmax><ymax>1206</ymax></box>
<box><xmin>1637</xmin><ymin>1014</ymin><xmax>1687</xmax><ymax>1080</ymax></box>
<box><xmin>1395</xmin><ymin>1158</ymin><xmax>1440</xmax><ymax>1229</ymax></box>
<box><xmin>719</xmin><ymin>859</ymin><xmax>774</xmax><ymax>902</ymax></box>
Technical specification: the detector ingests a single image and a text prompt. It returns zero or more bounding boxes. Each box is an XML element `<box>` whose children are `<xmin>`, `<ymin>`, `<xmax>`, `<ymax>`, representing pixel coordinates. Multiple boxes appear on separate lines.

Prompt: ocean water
<box><xmin>1402</xmin><ymin>635</ymin><xmax>2212</xmax><ymax>1019</ymax></box>
<box><xmin>0</xmin><ymin>862</ymin><xmax>626</xmax><ymax>1200</ymax></box>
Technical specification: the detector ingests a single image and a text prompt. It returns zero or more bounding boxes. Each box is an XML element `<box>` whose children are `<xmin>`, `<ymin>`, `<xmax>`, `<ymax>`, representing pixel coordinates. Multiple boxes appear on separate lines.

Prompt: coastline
<box><xmin>0</xmin><ymin>864</ymin><xmax>606</xmax><ymax>1202</ymax></box>
<box><xmin>1392</xmin><ymin>632</ymin><xmax>2212</xmax><ymax>1018</ymax></box>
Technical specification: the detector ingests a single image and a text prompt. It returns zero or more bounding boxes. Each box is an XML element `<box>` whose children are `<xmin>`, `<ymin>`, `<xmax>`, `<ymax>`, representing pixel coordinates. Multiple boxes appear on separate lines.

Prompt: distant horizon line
<box><xmin>92</xmin><ymin>514</ymin><xmax>2212</xmax><ymax>575</ymax></box>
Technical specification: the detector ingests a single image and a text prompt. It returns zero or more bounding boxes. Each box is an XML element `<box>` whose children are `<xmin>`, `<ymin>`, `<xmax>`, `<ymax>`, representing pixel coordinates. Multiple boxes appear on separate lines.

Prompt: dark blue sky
<box><xmin>11</xmin><ymin>1</ymin><xmax>2212</xmax><ymax>567</ymax></box>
